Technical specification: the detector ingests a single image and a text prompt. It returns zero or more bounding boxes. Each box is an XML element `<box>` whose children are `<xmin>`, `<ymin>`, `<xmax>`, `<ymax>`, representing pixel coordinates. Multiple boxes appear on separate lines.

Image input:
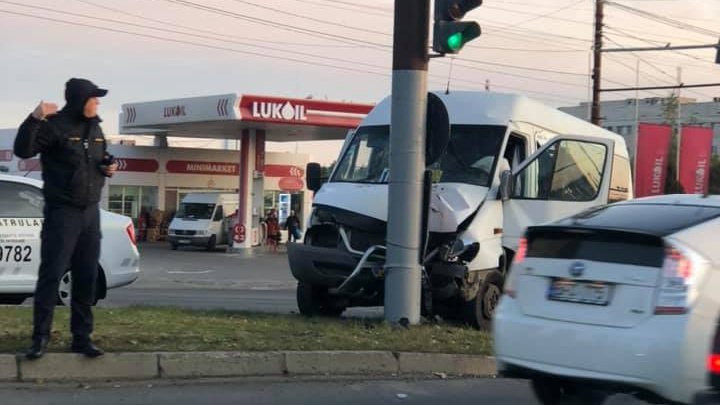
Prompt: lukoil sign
<box><xmin>252</xmin><ymin>101</ymin><xmax>307</xmax><ymax>121</ymax></box>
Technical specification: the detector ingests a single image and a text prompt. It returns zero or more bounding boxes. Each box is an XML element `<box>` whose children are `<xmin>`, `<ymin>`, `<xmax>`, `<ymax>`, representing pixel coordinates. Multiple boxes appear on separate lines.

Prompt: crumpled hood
<box><xmin>313</xmin><ymin>182</ymin><xmax>489</xmax><ymax>233</ymax></box>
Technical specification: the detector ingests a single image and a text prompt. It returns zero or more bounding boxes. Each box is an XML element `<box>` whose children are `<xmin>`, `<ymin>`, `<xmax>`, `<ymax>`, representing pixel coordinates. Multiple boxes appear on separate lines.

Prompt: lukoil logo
<box><xmin>164</xmin><ymin>105</ymin><xmax>187</xmax><ymax>118</ymax></box>
<box><xmin>650</xmin><ymin>155</ymin><xmax>665</xmax><ymax>194</ymax></box>
<box><xmin>695</xmin><ymin>159</ymin><xmax>708</xmax><ymax>193</ymax></box>
<box><xmin>252</xmin><ymin>101</ymin><xmax>307</xmax><ymax>121</ymax></box>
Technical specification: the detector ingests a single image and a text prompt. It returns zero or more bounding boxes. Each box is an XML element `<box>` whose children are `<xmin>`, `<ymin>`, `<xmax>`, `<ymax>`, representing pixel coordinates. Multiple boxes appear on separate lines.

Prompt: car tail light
<box><xmin>654</xmin><ymin>241</ymin><xmax>708</xmax><ymax>315</ymax></box>
<box><xmin>513</xmin><ymin>237</ymin><xmax>527</xmax><ymax>264</ymax></box>
<box><xmin>709</xmin><ymin>326</ymin><xmax>720</xmax><ymax>389</ymax></box>
<box><xmin>504</xmin><ymin>238</ymin><xmax>528</xmax><ymax>298</ymax></box>
<box><xmin>126</xmin><ymin>223</ymin><xmax>137</xmax><ymax>246</ymax></box>
<box><xmin>708</xmin><ymin>355</ymin><xmax>720</xmax><ymax>374</ymax></box>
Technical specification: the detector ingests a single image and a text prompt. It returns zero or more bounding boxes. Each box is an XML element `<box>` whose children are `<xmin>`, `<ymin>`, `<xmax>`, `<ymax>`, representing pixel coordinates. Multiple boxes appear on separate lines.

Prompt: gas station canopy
<box><xmin>119</xmin><ymin>94</ymin><xmax>374</xmax><ymax>142</ymax></box>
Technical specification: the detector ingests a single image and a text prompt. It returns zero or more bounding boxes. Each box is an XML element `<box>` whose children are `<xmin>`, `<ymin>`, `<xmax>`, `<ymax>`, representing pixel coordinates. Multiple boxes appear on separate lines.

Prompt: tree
<box><xmin>661</xmin><ymin>93</ymin><xmax>685</xmax><ymax>194</ymax></box>
<box><xmin>710</xmin><ymin>156</ymin><xmax>720</xmax><ymax>195</ymax></box>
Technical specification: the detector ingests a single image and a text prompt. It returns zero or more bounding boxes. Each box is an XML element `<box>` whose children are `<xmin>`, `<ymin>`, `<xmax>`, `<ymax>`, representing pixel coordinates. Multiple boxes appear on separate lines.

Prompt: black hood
<box><xmin>62</xmin><ymin>78</ymin><xmax>108</xmax><ymax>120</ymax></box>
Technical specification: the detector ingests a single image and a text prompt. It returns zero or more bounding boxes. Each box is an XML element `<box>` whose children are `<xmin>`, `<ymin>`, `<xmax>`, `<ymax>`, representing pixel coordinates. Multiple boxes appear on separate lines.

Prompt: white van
<box><xmin>168</xmin><ymin>193</ymin><xmax>239</xmax><ymax>251</ymax></box>
<box><xmin>287</xmin><ymin>91</ymin><xmax>633</xmax><ymax>328</ymax></box>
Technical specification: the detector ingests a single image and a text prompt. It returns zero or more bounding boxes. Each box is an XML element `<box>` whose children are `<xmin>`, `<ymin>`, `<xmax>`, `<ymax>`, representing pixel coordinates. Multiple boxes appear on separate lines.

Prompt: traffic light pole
<box><xmin>384</xmin><ymin>0</ymin><xmax>430</xmax><ymax>326</ymax></box>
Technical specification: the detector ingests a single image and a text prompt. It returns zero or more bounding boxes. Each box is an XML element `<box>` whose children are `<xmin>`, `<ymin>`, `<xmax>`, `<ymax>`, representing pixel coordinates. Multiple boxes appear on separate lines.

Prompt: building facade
<box><xmin>0</xmin><ymin>130</ymin><xmax>310</xmax><ymax>246</ymax></box>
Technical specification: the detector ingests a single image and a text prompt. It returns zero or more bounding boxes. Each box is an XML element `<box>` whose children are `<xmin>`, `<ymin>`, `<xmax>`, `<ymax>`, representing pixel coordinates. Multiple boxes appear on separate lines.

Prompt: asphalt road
<box><xmin>99</xmin><ymin>242</ymin><xmax>382</xmax><ymax>317</ymax></box>
<box><xmin>0</xmin><ymin>377</ymin><xmax>652</xmax><ymax>405</ymax></box>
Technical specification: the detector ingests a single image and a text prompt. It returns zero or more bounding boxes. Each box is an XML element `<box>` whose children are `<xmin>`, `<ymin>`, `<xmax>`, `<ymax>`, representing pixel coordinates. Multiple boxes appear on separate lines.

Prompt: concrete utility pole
<box><xmin>384</xmin><ymin>0</ymin><xmax>430</xmax><ymax>326</ymax></box>
<box><xmin>591</xmin><ymin>0</ymin><xmax>604</xmax><ymax>125</ymax></box>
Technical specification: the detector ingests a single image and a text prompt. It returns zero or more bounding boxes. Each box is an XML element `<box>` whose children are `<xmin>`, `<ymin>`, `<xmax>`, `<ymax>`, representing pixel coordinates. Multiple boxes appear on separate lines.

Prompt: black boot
<box><xmin>26</xmin><ymin>337</ymin><xmax>49</xmax><ymax>360</ymax></box>
<box><xmin>70</xmin><ymin>338</ymin><xmax>104</xmax><ymax>358</ymax></box>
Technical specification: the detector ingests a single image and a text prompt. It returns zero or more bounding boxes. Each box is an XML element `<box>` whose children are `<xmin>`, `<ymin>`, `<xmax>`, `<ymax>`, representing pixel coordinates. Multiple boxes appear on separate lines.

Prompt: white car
<box><xmin>0</xmin><ymin>174</ymin><xmax>140</xmax><ymax>306</ymax></box>
<box><xmin>494</xmin><ymin>195</ymin><xmax>720</xmax><ymax>405</ymax></box>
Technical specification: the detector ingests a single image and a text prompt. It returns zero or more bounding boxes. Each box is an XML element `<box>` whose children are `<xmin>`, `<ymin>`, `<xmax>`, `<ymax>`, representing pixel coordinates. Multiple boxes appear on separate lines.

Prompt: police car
<box><xmin>0</xmin><ymin>174</ymin><xmax>140</xmax><ymax>305</ymax></box>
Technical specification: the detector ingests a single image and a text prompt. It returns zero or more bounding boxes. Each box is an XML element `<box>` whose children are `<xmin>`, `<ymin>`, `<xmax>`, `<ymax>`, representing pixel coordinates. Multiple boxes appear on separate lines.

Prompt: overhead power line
<box><xmin>162</xmin><ymin>0</ymin><xmax>392</xmax><ymax>49</ymax></box>
<box><xmin>0</xmin><ymin>8</ymin><xmax>394</xmax><ymax>77</ymax></box>
<box><xmin>290</xmin><ymin>0</ymin><xmax>391</xmax><ymax>18</ymax></box>
<box><xmin>0</xmin><ymin>1</ymin><xmax>389</xmax><ymax>69</ymax></box>
<box><xmin>227</xmin><ymin>0</ymin><xmax>391</xmax><ymax>37</ymax></box>
<box><xmin>9</xmin><ymin>0</ymin><xmax>591</xmax><ymax>88</ymax></box>
<box><xmin>602</xmin><ymin>36</ymin><xmax>712</xmax><ymax>98</ymax></box>
<box><xmin>162</xmin><ymin>0</ymin><xmax>591</xmax><ymax>78</ymax></box>
<box><xmin>605</xmin><ymin>1</ymin><xmax>720</xmax><ymax>37</ymax></box>
<box><xmin>484</xmin><ymin>1</ymin><xmax>591</xmax><ymax>30</ymax></box>
<box><xmin>72</xmin><ymin>0</ymin><xmax>376</xmax><ymax>47</ymax></box>
<box><xmin>0</xmin><ymin>7</ymin><xmax>585</xmax><ymax>104</ymax></box>
<box><xmin>602</xmin><ymin>83</ymin><xmax>720</xmax><ymax>92</ymax></box>
<box><xmin>604</xmin><ymin>26</ymin><xmax>720</xmax><ymax>66</ymax></box>
<box><xmin>473</xmin><ymin>46</ymin><xmax>587</xmax><ymax>53</ymax></box>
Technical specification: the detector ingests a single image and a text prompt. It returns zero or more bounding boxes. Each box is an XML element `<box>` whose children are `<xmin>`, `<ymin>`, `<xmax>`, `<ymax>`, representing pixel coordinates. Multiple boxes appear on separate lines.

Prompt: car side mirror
<box><xmin>500</xmin><ymin>170</ymin><xmax>513</xmax><ymax>201</ymax></box>
<box><xmin>306</xmin><ymin>162</ymin><xmax>322</xmax><ymax>192</ymax></box>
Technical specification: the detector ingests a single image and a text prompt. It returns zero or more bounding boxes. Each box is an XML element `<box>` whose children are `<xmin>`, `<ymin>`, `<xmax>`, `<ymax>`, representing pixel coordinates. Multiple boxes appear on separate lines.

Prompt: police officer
<box><xmin>14</xmin><ymin>78</ymin><xmax>116</xmax><ymax>359</ymax></box>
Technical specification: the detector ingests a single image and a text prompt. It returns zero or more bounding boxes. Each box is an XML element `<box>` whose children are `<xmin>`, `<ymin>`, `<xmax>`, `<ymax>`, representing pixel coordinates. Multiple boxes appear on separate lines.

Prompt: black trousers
<box><xmin>33</xmin><ymin>203</ymin><xmax>100</xmax><ymax>342</ymax></box>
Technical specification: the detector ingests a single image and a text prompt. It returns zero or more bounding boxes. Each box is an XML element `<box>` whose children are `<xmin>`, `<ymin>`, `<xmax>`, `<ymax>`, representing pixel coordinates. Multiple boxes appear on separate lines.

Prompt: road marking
<box><xmin>167</xmin><ymin>270</ymin><xmax>215</xmax><ymax>274</ymax></box>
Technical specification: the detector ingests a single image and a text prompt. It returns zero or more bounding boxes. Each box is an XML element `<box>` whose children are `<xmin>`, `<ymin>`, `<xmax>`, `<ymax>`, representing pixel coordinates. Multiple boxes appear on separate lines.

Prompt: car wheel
<box><xmin>296</xmin><ymin>282</ymin><xmax>345</xmax><ymax>317</ymax></box>
<box><xmin>0</xmin><ymin>295</ymin><xmax>29</xmax><ymax>305</ymax></box>
<box><xmin>57</xmin><ymin>270</ymin><xmax>72</xmax><ymax>306</ymax></box>
<box><xmin>206</xmin><ymin>235</ymin><xmax>217</xmax><ymax>251</ymax></box>
<box><xmin>464</xmin><ymin>271</ymin><xmax>503</xmax><ymax>330</ymax></box>
<box><xmin>57</xmin><ymin>268</ymin><xmax>104</xmax><ymax>306</ymax></box>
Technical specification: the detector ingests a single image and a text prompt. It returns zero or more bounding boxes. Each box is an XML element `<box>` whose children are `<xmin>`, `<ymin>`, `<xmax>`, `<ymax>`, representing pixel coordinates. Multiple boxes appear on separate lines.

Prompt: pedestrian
<box><xmin>284</xmin><ymin>210</ymin><xmax>302</xmax><ymax>243</ymax></box>
<box><xmin>265</xmin><ymin>209</ymin><xmax>281</xmax><ymax>252</ymax></box>
<box><xmin>138</xmin><ymin>209</ymin><xmax>148</xmax><ymax>242</ymax></box>
<box><xmin>14</xmin><ymin>78</ymin><xmax>116</xmax><ymax>359</ymax></box>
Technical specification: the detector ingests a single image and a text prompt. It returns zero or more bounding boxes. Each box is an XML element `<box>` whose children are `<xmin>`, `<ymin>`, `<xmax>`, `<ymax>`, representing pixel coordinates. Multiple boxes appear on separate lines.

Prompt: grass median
<box><xmin>0</xmin><ymin>306</ymin><xmax>492</xmax><ymax>355</ymax></box>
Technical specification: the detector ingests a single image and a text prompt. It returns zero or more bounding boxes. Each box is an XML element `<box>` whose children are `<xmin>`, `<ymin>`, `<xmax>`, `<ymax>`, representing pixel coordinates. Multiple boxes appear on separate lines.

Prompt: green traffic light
<box><xmin>447</xmin><ymin>32</ymin><xmax>463</xmax><ymax>51</ymax></box>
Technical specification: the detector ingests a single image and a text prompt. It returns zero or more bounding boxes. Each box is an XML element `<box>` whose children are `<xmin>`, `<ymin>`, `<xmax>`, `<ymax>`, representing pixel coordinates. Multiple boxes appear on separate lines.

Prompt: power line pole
<box><xmin>676</xmin><ymin>67</ymin><xmax>682</xmax><ymax>181</ymax></box>
<box><xmin>591</xmin><ymin>0</ymin><xmax>604</xmax><ymax>125</ymax></box>
<box><xmin>384</xmin><ymin>0</ymin><xmax>430</xmax><ymax>326</ymax></box>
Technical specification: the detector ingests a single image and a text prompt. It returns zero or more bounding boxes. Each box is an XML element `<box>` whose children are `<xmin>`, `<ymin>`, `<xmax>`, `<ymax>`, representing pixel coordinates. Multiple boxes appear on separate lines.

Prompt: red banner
<box><xmin>635</xmin><ymin>123</ymin><xmax>672</xmax><ymax>198</ymax></box>
<box><xmin>115</xmin><ymin>158</ymin><xmax>159</xmax><ymax>173</ymax></box>
<box><xmin>0</xmin><ymin>150</ymin><xmax>13</xmax><ymax>162</ymax></box>
<box><xmin>679</xmin><ymin>126</ymin><xmax>713</xmax><ymax>195</ymax></box>
<box><xmin>166</xmin><ymin>160</ymin><xmax>239</xmax><ymax>176</ymax></box>
<box><xmin>264</xmin><ymin>164</ymin><xmax>304</xmax><ymax>178</ymax></box>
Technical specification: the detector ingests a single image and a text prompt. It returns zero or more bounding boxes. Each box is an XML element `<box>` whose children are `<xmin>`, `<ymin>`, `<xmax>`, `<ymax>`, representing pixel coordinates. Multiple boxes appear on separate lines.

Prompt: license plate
<box><xmin>548</xmin><ymin>279</ymin><xmax>610</xmax><ymax>306</ymax></box>
<box><xmin>178</xmin><ymin>239</ymin><xmax>191</xmax><ymax>244</ymax></box>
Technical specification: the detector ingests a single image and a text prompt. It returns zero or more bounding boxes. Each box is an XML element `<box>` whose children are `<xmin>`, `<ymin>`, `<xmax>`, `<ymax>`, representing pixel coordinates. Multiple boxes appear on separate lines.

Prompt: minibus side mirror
<box><xmin>500</xmin><ymin>170</ymin><xmax>514</xmax><ymax>201</ymax></box>
<box><xmin>306</xmin><ymin>163</ymin><xmax>323</xmax><ymax>192</ymax></box>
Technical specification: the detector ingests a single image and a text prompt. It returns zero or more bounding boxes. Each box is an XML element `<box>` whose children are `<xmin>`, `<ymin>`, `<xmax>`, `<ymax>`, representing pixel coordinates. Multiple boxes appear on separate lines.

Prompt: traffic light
<box><xmin>433</xmin><ymin>0</ymin><xmax>482</xmax><ymax>55</ymax></box>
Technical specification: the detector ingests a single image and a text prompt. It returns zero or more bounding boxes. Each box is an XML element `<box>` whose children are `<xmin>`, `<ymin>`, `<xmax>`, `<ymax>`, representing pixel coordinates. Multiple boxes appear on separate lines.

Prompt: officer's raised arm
<box><xmin>14</xmin><ymin>101</ymin><xmax>59</xmax><ymax>158</ymax></box>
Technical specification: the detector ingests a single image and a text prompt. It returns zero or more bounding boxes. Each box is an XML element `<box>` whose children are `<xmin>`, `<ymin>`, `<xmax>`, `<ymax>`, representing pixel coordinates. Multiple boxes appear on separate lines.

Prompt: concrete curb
<box><xmin>397</xmin><ymin>352</ymin><xmax>496</xmax><ymax>376</ymax></box>
<box><xmin>0</xmin><ymin>355</ymin><xmax>16</xmax><ymax>381</ymax></box>
<box><xmin>285</xmin><ymin>351</ymin><xmax>398</xmax><ymax>375</ymax></box>
<box><xmin>1</xmin><ymin>351</ymin><xmax>496</xmax><ymax>382</ymax></box>
<box><xmin>159</xmin><ymin>352</ymin><xmax>285</xmax><ymax>378</ymax></box>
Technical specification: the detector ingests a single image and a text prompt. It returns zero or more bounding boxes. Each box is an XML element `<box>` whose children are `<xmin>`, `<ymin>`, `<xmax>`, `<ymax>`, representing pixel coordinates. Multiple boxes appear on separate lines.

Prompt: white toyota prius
<box><xmin>0</xmin><ymin>174</ymin><xmax>140</xmax><ymax>306</ymax></box>
<box><xmin>494</xmin><ymin>195</ymin><xmax>720</xmax><ymax>405</ymax></box>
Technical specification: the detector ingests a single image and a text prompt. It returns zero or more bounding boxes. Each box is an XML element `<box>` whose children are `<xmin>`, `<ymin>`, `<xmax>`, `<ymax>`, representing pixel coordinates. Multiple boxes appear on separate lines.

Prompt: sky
<box><xmin>1</xmin><ymin>0</ymin><xmax>718</xmax><ymax>164</ymax></box>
